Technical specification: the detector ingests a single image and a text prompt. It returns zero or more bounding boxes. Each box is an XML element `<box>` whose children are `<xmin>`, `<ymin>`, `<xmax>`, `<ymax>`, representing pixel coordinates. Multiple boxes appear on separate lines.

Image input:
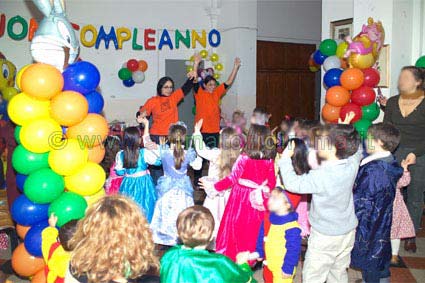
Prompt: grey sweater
<box><xmin>279</xmin><ymin>150</ymin><xmax>362</xmax><ymax>236</ymax></box>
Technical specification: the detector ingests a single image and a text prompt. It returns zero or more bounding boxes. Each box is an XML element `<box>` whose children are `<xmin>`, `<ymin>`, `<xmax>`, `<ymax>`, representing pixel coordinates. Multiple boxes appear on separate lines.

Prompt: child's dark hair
<box><xmin>367</xmin><ymin>123</ymin><xmax>400</xmax><ymax>152</ymax></box>
<box><xmin>203</xmin><ymin>76</ymin><xmax>217</xmax><ymax>86</ymax></box>
<box><xmin>289</xmin><ymin>138</ymin><xmax>311</xmax><ymax>175</ymax></box>
<box><xmin>402</xmin><ymin>66</ymin><xmax>425</xmax><ymax>91</ymax></box>
<box><xmin>157</xmin><ymin>76</ymin><xmax>174</xmax><ymax>96</ymax></box>
<box><xmin>100</xmin><ymin>136</ymin><xmax>121</xmax><ymax>176</ymax></box>
<box><xmin>253</xmin><ymin>107</ymin><xmax>267</xmax><ymax>116</ymax></box>
<box><xmin>244</xmin><ymin>124</ymin><xmax>276</xmax><ymax>160</ymax></box>
<box><xmin>59</xmin><ymin>219</ymin><xmax>79</xmax><ymax>252</ymax></box>
<box><xmin>123</xmin><ymin>127</ymin><xmax>140</xmax><ymax>168</ymax></box>
<box><xmin>315</xmin><ymin>124</ymin><xmax>360</xmax><ymax>159</ymax></box>
<box><xmin>169</xmin><ymin>124</ymin><xmax>187</xmax><ymax>170</ymax></box>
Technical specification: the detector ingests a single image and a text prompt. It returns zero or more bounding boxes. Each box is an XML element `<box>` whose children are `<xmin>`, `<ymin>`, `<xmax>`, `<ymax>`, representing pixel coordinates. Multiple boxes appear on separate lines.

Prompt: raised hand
<box><xmin>234</xmin><ymin>57</ymin><xmax>241</xmax><ymax>68</ymax></box>
<box><xmin>338</xmin><ymin>111</ymin><xmax>355</xmax><ymax>125</ymax></box>
<box><xmin>48</xmin><ymin>213</ymin><xmax>58</xmax><ymax>228</ymax></box>
<box><xmin>194</xmin><ymin>119</ymin><xmax>203</xmax><ymax>133</ymax></box>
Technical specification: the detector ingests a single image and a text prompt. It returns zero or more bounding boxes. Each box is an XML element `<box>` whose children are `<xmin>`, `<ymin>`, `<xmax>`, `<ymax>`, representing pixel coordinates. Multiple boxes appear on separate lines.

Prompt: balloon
<box><xmin>24</xmin><ymin>168</ymin><xmax>65</xmax><ymax>204</ymax></box>
<box><xmin>118</xmin><ymin>68</ymin><xmax>132</xmax><ymax>80</ymax></box>
<box><xmin>24</xmin><ymin>221</ymin><xmax>49</xmax><ymax>257</ymax></box>
<box><xmin>132</xmin><ymin>70</ymin><xmax>145</xmax><ymax>83</ymax></box>
<box><xmin>48</xmin><ymin>139</ymin><xmax>88</xmax><ymax>176</ymax></box>
<box><xmin>16</xmin><ymin>64</ymin><xmax>31</xmax><ymax>90</ymax></box>
<box><xmin>63</xmin><ymin>61</ymin><xmax>101</xmax><ymax>95</ymax></box>
<box><xmin>210</xmin><ymin>53</ymin><xmax>219</xmax><ymax>62</ymax></box>
<box><xmin>309</xmin><ymin>65</ymin><xmax>319</xmax><ymax>72</ymax></box>
<box><xmin>354</xmin><ymin>119</ymin><xmax>372</xmax><ymax>139</ymax></box>
<box><xmin>48</xmin><ymin>192</ymin><xmax>88</xmax><ymax>227</ymax></box>
<box><xmin>351</xmin><ymin>86</ymin><xmax>376</xmax><ymax>106</ymax></box>
<box><xmin>16</xmin><ymin>173</ymin><xmax>28</xmax><ymax>192</ymax></box>
<box><xmin>192</xmin><ymin>106</ymin><xmax>196</xmax><ymax>115</ymax></box>
<box><xmin>416</xmin><ymin>56</ymin><xmax>425</xmax><ymax>68</ymax></box>
<box><xmin>186</xmin><ymin>65</ymin><xmax>194</xmax><ymax>73</ymax></box>
<box><xmin>138</xmin><ymin>60</ymin><xmax>148</xmax><ymax>72</ymax></box>
<box><xmin>88</xmin><ymin>144</ymin><xmax>106</xmax><ymax>163</ymax></box>
<box><xmin>362</xmin><ymin>68</ymin><xmax>381</xmax><ymax>87</ymax></box>
<box><xmin>340</xmin><ymin>103</ymin><xmax>362</xmax><ymax>123</ymax></box>
<box><xmin>32</xmin><ymin>268</ymin><xmax>48</xmax><ymax>283</ymax></box>
<box><xmin>67</xmin><ymin>114</ymin><xmax>109</xmax><ymax>147</ymax></box>
<box><xmin>16</xmin><ymin>224</ymin><xmax>31</xmax><ymax>239</ymax></box>
<box><xmin>21</xmin><ymin>63</ymin><xmax>63</xmax><ymax>100</ymax></box>
<box><xmin>7</xmin><ymin>92</ymin><xmax>50</xmax><ymax>126</ymax></box>
<box><xmin>362</xmin><ymin>102</ymin><xmax>380</xmax><ymax>121</ymax></box>
<box><xmin>2</xmin><ymin>87</ymin><xmax>18</xmax><ymax>101</ymax></box>
<box><xmin>348</xmin><ymin>53</ymin><xmax>376</xmax><ymax>69</ymax></box>
<box><xmin>50</xmin><ymin>91</ymin><xmax>89</xmax><ymax>127</ymax></box>
<box><xmin>11</xmin><ymin>195</ymin><xmax>49</xmax><ymax>226</ymax></box>
<box><xmin>322</xmin><ymin>103</ymin><xmax>341</xmax><ymax>122</ymax></box>
<box><xmin>319</xmin><ymin>39</ymin><xmax>338</xmax><ymax>56</ymax></box>
<box><xmin>65</xmin><ymin>162</ymin><xmax>106</xmax><ymax>196</ymax></box>
<box><xmin>340</xmin><ymin>68</ymin><xmax>364</xmax><ymax>90</ymax></box>
<box><xmin>323</xmin><ymin>68</ymin><xmax>343</xmax><ymax>88</ymax></box>
<box><xmin>12</xmin><ymin>145</ymin><xmax>49</xmax><ymax>175</ymax></box>
<box><xmin>326</xmin><ymin>86</ymin><xmax>351</xmax><ymax>107</ymax></box>
<box><xmin>215</xmin><ymin>63</ymin><xmax>224</xmax><ymax>71</ymax></box>
<box><xmin>313</xmin><ymin>50</ymin><xmax>327</xmax><ymax>65</ymax></box>
<box><xmin>323</xmin><ymin>56</ymin><xmax>341</xmax><ymax>71</ymax></box>
<box><xmin>340</xmin><ymin>58</ymin><xmax>349</xmax><ymax>69</ymax></box>
<box><xmin>20</xmin><ymin>118</ymin><xmax>62</xmax><ymax>153</ymax></box>
<box><xmin>85</xmin><ymin>91</ymin><xmax>105</xmax><ymax>114</ymax></box>
<box><xmin>200</xmin><ymin>50</ymin><xmax>208</xmax><ymax>58</ymax></box>
<box><xmin>84</xmin><ymin>188</ymin><xmax>105</xmax><ymax>207</ymax></box>
<box><xmin>14</xmin><ymin>125</ymin><xmax>21</xmax><ymax>144</ymax></box>
<box><xmin>127</xmin><ymin>59</ymin><xmax>139</xmax><ymax>72</ymax></box>
<box><xmin>213</xmin><ymin>73</ymin><xmax>221</xmax><ymax>80</ymax></box>
<box><xmin>11</xmin><ymin>243</ymin><xmax>45</xmax><ymax>277</ymax></box>
<box><xmin>123</xmin><ymin>78</ymin><xmax>135</xmax><ymax>87</ymax></box>
<box><xmin>336</xmin><ymin>42</ymin><xmax>349</xmax><ymax>58</ymax></box>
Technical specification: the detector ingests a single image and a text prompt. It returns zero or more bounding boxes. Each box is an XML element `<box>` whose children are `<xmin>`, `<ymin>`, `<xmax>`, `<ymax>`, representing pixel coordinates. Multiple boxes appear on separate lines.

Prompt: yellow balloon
<box><xmin>65</xmin><ymin>162</ymin><xmax>106</xmax><ymax>196</ymax></box>
<box><xmin>48</xmin><ymin>139</ymin><xmax>88</xmax><ymax>176</ymax></box>
<box><xmin>2</xmin><ymin>87</ymin><xmax>18</xmax><ymax>101</ymax></box>
<box><xmin>186</xmin><ymin>65</ymin><xmax>194</xmax><ymax>72</ymax></box>
<box><xmin>84</xmin><ymin>188</ymin><xmax>105</xmax><ymax>207</ymax></box>
<box><xmin>189</xmin><ymin>55</ymin><xmax>195</xmax><ymax>62</ymax></box>
<box><xmin>7</xmin><ymin>93</ymin><xmax>50</xmax><ymax>126</ymax></box>
<box><xmin>20</xmin><ymin>118</ymin><xmax>62</xmax><ymax>153</ymax></box>
<box><xmin>210</xmin><ymin>53</ymin><xmax>219</xmax><ymax>62</ymax></box>
<box><xmin>349</xmin><ymin>53</ymin><xmax>376</xmax><ymax>69</ymax></box>
<box><xmin>215</xmin><ymin>63</ymin><xmax>223</xmax><ymax>71</ymax></box>
<box><xmin>200</xmin><ymin>50</ymin><xmax>208</xmax><ymax>58</ymax></box>
<box><xmin>213</xmin><ymin>73</ymin><xmax>221</xmax><ymax>79</ymax></box>
<box><xmin>16</xmin><ymin>65</ymin><xmax>31</xmax><ymax>91</ymax></box>
<box><xmin>336</xmin><ymin>42</ymin><xmax>349</xmax><ymax>58</ymax></box>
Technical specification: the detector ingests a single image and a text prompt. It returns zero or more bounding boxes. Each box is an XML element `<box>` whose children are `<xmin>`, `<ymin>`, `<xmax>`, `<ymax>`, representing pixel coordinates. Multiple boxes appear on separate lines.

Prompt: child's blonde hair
<box><xmin>69</xmin><ymin>195</ymin><xmax>159</xmax><ymax>283</ymax></box>
<box><xmin>218</xmin><ymin>127</ymin><xmax>241</xmax><ymax>179</ymax></box>
<box><xmin>177</xmin><ymin>205</ymin><xmax>215</xmax><ymax>248</ymax></box>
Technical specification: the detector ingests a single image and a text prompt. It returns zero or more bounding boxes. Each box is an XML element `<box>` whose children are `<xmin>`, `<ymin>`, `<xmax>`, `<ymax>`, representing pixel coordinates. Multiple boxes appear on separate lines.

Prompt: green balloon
<box><xmin>12</xmin><ymin>145</ymin><xmax>49</xmax><ymax>175</ymax></box>
<box><xmin>354</xmin><ymin>119</ymin><xmax>372</xmax><ymax>139</ymax></box>
<box><xmin>118</xmin><ymin>68</ymin><xmax>132</xmax><ymax>80</ymax></box>
<box><xmin>48</xmin><ymin>192</ymin><xmax>88</xmax><ymax>227</ymax></box>
<box><xmin>319</xmin><ymin>39</ymin><xmax>338</xmax><ymax>56</ymax></box>
<box><xmin>14</xmin><ymin>126</ymin><xmax>21</xmax><ymax>144</ymax></box>
<box><xmin>24</xmin><ymin>168</ymin><xmax>65</xmax><ymax>204</ymax></box>
<box><xmin>192</xmin><ymin>106</ymin><xmax>196</xmax><ymax>115</ymax></box>
<box><xmin>415</xmin><ymin>56</ymin><xmax>425</xmax><ymax>68</ymax></box>
<box><xmin>362</xmin><ymin>103</ymin><xmax>380</xmax><ymax>121</ymax></box>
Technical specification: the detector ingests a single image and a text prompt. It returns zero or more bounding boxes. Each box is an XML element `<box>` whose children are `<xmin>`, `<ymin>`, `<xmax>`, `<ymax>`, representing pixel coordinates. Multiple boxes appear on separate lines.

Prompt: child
<box><xmin>42</xmin><ymin>213</ymin><xmax>78</xmax><ymax>283</ymax></box>
<box><xmin>276</xmin><ymin>116</ymin><xmax>294</xmax><ymax>153</ymax></box>
<box><xmin>256</xmin><ymin>187</ymin><xmax>302</xmax><ymax>283</ymax></box>
<box><xmin>115</xmin><ymin>125</ymin><xmax>161</xmax><ymax>223</ymax></box>
<box><xmin>149</xmin><ymin>121</ymin><xmax>202</xmax><ymax>246</ymax></box>
<box><xmin>193</xmin><ymin>119</ymin><xmax>241</xmax><ymax>249</ymax></box>
<box><xmin>102</xmin><ymin>136</ymin><xmax>123</xmax><ymax>195</ymax></box>
<box><xmin>225</xmin><ymin>110</ymin><xmax>247</xmax><ymax>147</ymax></box>
<box><xmin>250</xmin><ymin>107</ymin><xmax>270</xmax><ymax>126</ymax></box>
<box><xmin>160</xmin><ymin>205</ymin><xmax>256</xmax><ymax>283</ymax></box>
<box><xmin>351</xmin><ymin>123</ymin><xmax>405</xmax><ymax>282</ymax></box>
<box><xmin>279</xmin><ymin>113</ymin><xmax>361</xmax><ymax>283</ymax></box>
<box><xmin>200</xmin><ymin>124</ymin><xmax>277</xmax><ymax>262</ymax></box>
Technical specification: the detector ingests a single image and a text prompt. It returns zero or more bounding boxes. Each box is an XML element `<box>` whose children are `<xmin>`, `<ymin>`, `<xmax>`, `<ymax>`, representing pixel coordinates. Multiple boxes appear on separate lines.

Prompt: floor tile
<box><xmin>390</xmin><ymin>267</ymin><xmax>417</xmax><ymax>283</ymax></box>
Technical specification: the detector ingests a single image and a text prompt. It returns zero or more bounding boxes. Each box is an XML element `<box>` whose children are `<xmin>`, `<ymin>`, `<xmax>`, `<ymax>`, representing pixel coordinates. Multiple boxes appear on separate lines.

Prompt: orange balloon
<box><xmin>340</xmin><ymin>68</ymin><xmax>364</xmax><ymax>90</ymax></box>
<box><xmin>12</xmin><ymin>243</ymin><xmax>45</xmax><ymax>277</ymax></box>
<box><xmin>88</xmin><ymin>144</ymin><xmax>106</xmax><ymax>163</ymax></box>
<box><xmin>322</xmin><ymin>103</ymin><xmax>341</xmax><ymax>122</ymax></box>
<box><xmin>16</xmin><ymin>224</ymin><xmax>31</xmax><ymax>239</ymax></box>
<box><xmin>67</xmin><ymin>114</ymin><xmax>109</xmax><ymax>147</ymax></box>
<box><xmin>326</xmin><ymin>86</ymin><xmax>351</xmax><ymax>107</ymax></box>
<box><xmin>138</xmin><ymin>60</ymin><xmax>148</xmax><ymax>72</ymax></box>
<box><xmin>50</xmin><ymin>91</ymin><xmax>89</xmax><ymax>127</ymax></box>
<box><xmin>21</xmin><ymin>63</ymin><xmax>64</xmax><ymax>100</ymax></box>
<box><xmin>31</xmin><ymin>268</ymin><xmax>47</xmax><ymax>283</ymax></box>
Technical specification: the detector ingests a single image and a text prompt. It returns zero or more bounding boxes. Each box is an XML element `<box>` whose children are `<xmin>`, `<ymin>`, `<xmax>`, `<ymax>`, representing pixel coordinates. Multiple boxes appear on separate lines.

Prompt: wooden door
<box><xmin>257</xmin><ymin>41</ymin><xmax>319</xmax><ymax>128</ymax></box>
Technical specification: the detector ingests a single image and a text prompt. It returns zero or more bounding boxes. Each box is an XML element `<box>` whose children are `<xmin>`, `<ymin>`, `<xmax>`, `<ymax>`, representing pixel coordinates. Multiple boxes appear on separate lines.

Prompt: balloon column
<box><xmin>118</xmin><ymin>59</ymin><xmax>148</xmax><ymax>87</ymax></box>
<box><xmin>314</xmin><ymin>18</ymin><xmax>384</xmax><ymax>138</ymax></box>
<box><xmin>7</xmin><ymin>61</ymin><xmax>107</xmax><ymax>278</ymax></box>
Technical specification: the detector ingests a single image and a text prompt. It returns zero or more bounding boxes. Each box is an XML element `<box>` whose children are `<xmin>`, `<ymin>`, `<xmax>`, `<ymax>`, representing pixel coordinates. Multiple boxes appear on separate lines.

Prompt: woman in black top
<box><xmin>383</xmin><ymin>66</ymin><xmax>425</xmax><ymax>252</ymax></box>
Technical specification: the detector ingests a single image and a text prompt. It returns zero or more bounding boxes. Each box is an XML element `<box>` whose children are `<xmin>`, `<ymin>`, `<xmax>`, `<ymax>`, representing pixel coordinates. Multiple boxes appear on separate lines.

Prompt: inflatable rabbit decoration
<box><xmin>30</xmin><ymin>0</ymin><xmax>79</xmax><ymax>71</ymax></box>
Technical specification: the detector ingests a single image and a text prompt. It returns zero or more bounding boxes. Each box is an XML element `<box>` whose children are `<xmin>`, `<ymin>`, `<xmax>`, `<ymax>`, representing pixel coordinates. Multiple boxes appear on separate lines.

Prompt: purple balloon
<box><xmin>85</xmin><ymin>91</ymin><xmax>105</xmax><ymax>113</ymax></box>
<box><xmin>63</xmin><ymin>61</ymin><xmax>101</xmax><ymax>95</ymax></box>
<box><xmin>11</xmin><ymin>195</ymin><xmax>49</xmax><ymax>226</ymax></box>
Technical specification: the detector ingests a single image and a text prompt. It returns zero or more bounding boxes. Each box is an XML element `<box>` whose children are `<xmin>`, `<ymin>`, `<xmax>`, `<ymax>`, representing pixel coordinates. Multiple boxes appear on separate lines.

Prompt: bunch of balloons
<box><xmin>7</xmin><ymin>61</ymin><xmax>107</xmax><ymax>279</ymax></box>
<box><xmin>118</xmin><ymin>59</ymin><xmax>148</xmax><ymax>87</ymax></box>
<box><xmin>186</xmin><ymin>49</ymin><xmax>223</xmax><ymax>81</ymax></box>
<box><xmin>308</xmin><ymin>39</ymin><xmax>349</xmax><ymax>73</ymax></box>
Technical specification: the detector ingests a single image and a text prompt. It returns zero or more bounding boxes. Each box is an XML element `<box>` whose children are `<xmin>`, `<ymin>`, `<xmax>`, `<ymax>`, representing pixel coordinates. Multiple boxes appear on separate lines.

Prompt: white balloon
<box><xmin>323</xmin><ymin>56</ymin><xmax>341</xmax><ymax>71</ymax></box>
<box><xmin>132</xmin><ymin>71</ymin><xmax>145</xmax><ymax>83</ymax></box>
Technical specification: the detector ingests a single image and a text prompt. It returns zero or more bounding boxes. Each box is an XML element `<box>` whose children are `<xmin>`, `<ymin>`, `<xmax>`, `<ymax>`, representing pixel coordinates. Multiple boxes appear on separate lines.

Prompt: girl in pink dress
<box><xmin>200</xmin><ymin>124</ymin><xmax>276</xmax><ymax>262</ymax></box>
<box><xmin>101</xmin><ymin>136</ymin><xmax>123</xmax><ymax>195</ymax></box>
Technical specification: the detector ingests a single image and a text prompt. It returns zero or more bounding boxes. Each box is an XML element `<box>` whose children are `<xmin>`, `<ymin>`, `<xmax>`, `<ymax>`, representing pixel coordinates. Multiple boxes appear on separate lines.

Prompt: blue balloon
<box><xmin>324</xmin><ymin>68</ymin><xmax>343</xmax><ymax>88</ymax></box>
<box><xmin>85</xmin><ymin>91</ymin><xmax>104</xmax><ymax>113</ymax></box>
<box><xmin>123</xmin><ymin>78</ymin><xmax>135</xmax><ymax>87</ymax></box>
<box><xmin>11</xmin><ymin>195</ymin><xmax>49</xmax><ymax>226</ymax></box>
<box><xmin>313</xmin><ymin>50</ymin><xmax>327</xmax><ymax>65</ymax></box>
<box><xmin>24</xmin><ymin>220</ymin><xmax>49</xmax><ymax>257</ymax></box>
<box><xmin>16</xmin><ymin>174</ymin><xmax>28</xmax><ymax>193</ymax></box>
<box><xmin>63</xmin><ymin>61</ymin><xmax>101</xmax><ymax>95</ymax></box>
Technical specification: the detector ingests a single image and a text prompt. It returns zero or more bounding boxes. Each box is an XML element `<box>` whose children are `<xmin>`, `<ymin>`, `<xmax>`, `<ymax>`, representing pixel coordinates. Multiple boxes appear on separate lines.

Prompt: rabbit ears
<box><xmin>33</xmin><ymin>0</ymin><xmax>66</xmax><ymax>17</ymax></box>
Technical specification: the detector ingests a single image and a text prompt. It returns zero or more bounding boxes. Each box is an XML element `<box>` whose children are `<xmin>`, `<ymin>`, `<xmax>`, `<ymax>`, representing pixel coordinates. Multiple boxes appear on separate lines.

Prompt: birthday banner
<box><xmin>0</xmin><ymin>13</ymin><xmax>222</xmax><ymax>50</ymax></box>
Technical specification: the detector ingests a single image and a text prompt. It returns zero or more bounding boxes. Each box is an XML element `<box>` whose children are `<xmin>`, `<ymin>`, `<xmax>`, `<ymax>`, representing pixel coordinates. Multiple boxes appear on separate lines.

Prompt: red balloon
<box><xmin>340</xmin><ymin>103</ymin><xmax>362</xmax><ymax>123</ymax></box>
<box><xmin>322</xmin><ymin>103</ymin><xmax>341</xmax><ymax>122</ymax></box>
<box><xmin>351</xmin><ymin>86</ymin><xmax>376</xmax><ymax>106</ymax></box>
<box><xmin>362</xmin><ymin>68</ymin><xmax>380</xmax><ymax>87</ymax></box>
<box><xmin>127</xmin><ymin>59</ymin><xmax>139</xmax><ymax>72</ymax></box>
<box><xmin>326</xmin><ymin>86</ymin><xmax>351</xmax><ymax>107</ymax></box>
